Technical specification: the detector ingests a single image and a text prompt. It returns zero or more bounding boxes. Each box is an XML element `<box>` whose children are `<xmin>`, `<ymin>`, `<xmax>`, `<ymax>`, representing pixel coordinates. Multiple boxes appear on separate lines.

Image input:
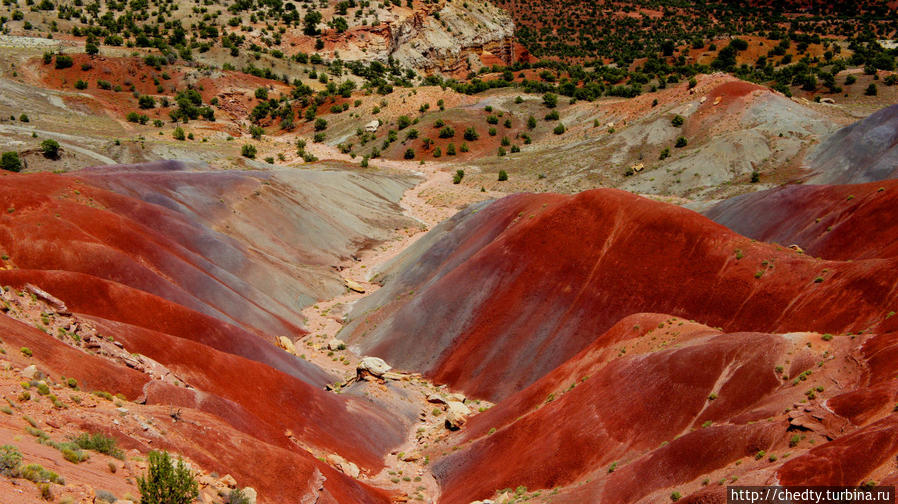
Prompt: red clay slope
<box><xmin>0</xmin><ymin>312</ymin><xmax>397</xmax><ymax>503</ymax></box>
<box><xmin>431</xmin><ymin>310</ymin><xmax>892</xmax><ymax>503</ymax></box>
<box><xmin>342</xmin><ymin>188</ymin><xmax>898</xmax><ymax>401</ymax></box>
<box><xmin>706</xmin><ymin>178</ymin><xmax>898</xmax><ymax>261</ymax></box>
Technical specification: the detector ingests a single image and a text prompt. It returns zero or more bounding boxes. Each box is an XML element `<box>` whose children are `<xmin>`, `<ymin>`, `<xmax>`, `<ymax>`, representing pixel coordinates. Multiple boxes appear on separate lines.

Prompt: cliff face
<box><xmin>389</xmin><ymin>0</ymin><xmax>517</xmax><ymax>74</ymax></box>
<box><xmin>331</xmin><ymin>0</ymin><xmax>517</xmax><ymax>75</ymax></box>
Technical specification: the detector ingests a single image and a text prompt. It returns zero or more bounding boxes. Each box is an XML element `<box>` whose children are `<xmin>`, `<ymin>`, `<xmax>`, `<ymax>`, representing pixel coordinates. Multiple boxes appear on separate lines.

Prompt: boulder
<box><xmin>426</xmin><ymin>393</ymin><xmax>447</xmax><ymax>404</ymax></box>
<box><xmin>357</xmin><ymin>356</ymin><xmax>391</xmax><ymax>378</ymax></box>
<box><xmin>325</xmin><ymin>454</ymin><xmax>360</xmax><ymax>478</ymax></box>
<box><xmin>446</xmin><ymin>401</ymin><xmax>471</xmax><ymax>429</ymax></box>
<box><xmin>344</xmin><ymin>279</ymin><xmax>366</xmax><ymax>293</ymax></box>
<box><xmin>21</xmin><ymin>365</ymin><xmax>40</xmax><ymax>380</ymax></box>
<box><xmin>446</xmin><ymin>392</ymin><xmax>466</xmax><ymax>403</ymax></box>
<box><xmin>241</xmin><ymin>487</ymin><xmax>258</xmax><ymax>504</ymax></box>
<box><xmin>276</xmin><ymin>336</ymin><xmax>296</xmax><ymax>355</ymax></box>
<box><xmin>326</xmin><ymin>338</ymin><xmax>345</xmax><ymax>351</ymax></box>
<box><xmin>25</xmin><ymin>283</ymin><xmax>70</xmax><ymax>315</ymax></box>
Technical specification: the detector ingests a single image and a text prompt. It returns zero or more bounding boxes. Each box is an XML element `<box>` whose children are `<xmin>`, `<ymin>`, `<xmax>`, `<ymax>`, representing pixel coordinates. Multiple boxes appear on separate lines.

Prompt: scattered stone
<box><xmin>446</xmin><ymin>401</ymin><xmax>471</xmax><ymax>429</ymax></box>
<box><xmin>344</xmin><ymin>279</ymin><xmax>366</xmax><ymax>293</ymax></box>
<box><xmin>241</xmin><ymin>487</ymin><xmax>258</xmax><ymax>504</ymax></box>
<box><xmin>426</xmin><ymin>393</ymin><xmax>447</xmax><ymax>405</ymax></box>
<box><xmin>218</xmin><ymin>474</ymin><xmax>237</xmax><ymax>488</ymax></box>
<box><xmin>325</xmin><ymin>454</ymin><xmax>360</xmax><ymax>479</ymax></box>
<box><xmin>357</xmin><ymin>356</ymin><xmax>391</xmax><ymax>378</ymax></box>
<box><xmin>20</xmin><ymin>365</ymin><xmax>40</xmax><ymax>380</ymax></box>
<box><xmin>276</xmin><ymin>336</ymin><xmax>296</xmax><ymax>355</ymax></box>
<box><xmin>25</xmin><ymin>283</ymin><xmax>70</xmax><ymax>315</ymax></box>
<box><xmin>446</xmin><ymin>392</ymin><xmax>466</xmax><ymax>403</ymax></box>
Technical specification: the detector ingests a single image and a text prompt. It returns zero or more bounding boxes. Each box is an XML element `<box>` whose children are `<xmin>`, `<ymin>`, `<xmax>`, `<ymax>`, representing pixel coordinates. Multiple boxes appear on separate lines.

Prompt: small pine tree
<box><xmin>137</xmin><ymin>451</ymin><xmax>198</xmax><ymax>504</ymax></box>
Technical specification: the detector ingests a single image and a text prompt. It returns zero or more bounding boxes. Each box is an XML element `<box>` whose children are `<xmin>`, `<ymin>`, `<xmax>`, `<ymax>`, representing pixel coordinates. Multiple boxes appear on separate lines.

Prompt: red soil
<box><xmin>345</xmin><ymin>188</ymin><xmax>898</xmax><ymax>402</ymax></box>
<box><xmin>0</xmin><ymin>312</ymin><xmax>396</xmax><ymax>503</ymax></box>
<box><xmin>431</xmin><ymin>311</ymin><xmax>867</xmax><ymax>503</ymax></box>
<box><xmin>706</xmin><ymin>178</ymin><xmax>898</xmax><ymax>260</ymax></box>
<box><xmin>0</xmin><ymin>169</ymin><xmax>414</xmax><ymax>501</ymax></box>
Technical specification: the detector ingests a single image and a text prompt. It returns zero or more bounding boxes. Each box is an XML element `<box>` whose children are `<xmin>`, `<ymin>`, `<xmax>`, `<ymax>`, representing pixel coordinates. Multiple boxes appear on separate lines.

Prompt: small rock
<box><xmin>218</xmin><ymin>474</ymin><xmax>237</xmax><ymax>488</ymax></box>
<box><xmin>20</xmin><ymin>365</ymin><xmax>40</xmax><ymax>380</ymax></box>
<box><xmin>326</xmin><ymin>338</ymin><xmax>345</xmax><ymax>351</ymax></box>
<box><xmin>25</xmin><ymin>283</ymin><xmax>70</xmax><ymax>315</ymax></box>
<box><xmin>276</xmin><ymin>336</ymin><xmax>296</xmax><ymax>355</ymax></box>
<box><xmin>344</xmin><ymin>279</ymin><xmax>366</xmax><ymax>293</ymax></box>
<box><xmin>426</xmin><ymin>393</ymin><xmax>447</xmax><ymax>404</ymax></box>
<box><xmin>325</xmin><ymin>454</ymin><xmax>360</xmax><ymax>479</ymax></box>
<box><xmin>446</xmin><ymin>401</ymin><xmax>471</xmax><ymax>429</ymax></box>
<box><xmin>357</xmin><ymin>356</ymin><xmax>391</xmax><ymax>378</ymax></box>
<box><xmin>117</xmin><ymin>407</ymin><xmax>129</xmax><ymax>414</ymax></box>
<box><xmin>446</xmin><ymin>392</ymin><xmax>466</xmax><ymax>403</ymax></box>
<box><xmin>241</xmin><ymin>487</ymin><xmax>258</xmax><ymax>504</ymax></box>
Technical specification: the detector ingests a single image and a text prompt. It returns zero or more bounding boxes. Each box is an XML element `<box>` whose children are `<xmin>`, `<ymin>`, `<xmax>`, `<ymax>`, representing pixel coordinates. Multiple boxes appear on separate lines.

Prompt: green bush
<box><xmin>73</xmin><ymin>432</ymin><xmax>123</xmax><ymax>459</ymax></box>
<box><xmin>41</xmin><ymin>139</ymin><xmax>61</xmax><ymax>158</ymax></box>
<box><xmin>498</xmin><ymin>170</ymin><xmax>508</xmax><ymax>181</ymax></box>
<box><xmin>229</xmin><ymin>488</ymin><xmax>251</xmax><ymax>504</ymax></box>
<box><xmin>241</xmin><ymin>144</ymin><xmax>256</xmax><ymax>158</ymax></box>
<box><xmin>463</xmin><ymin>127</ymin><xmax>479</xmax><ymax>141</ymax></box>
<box><xmin>55</xmin><ymin>54</ymin><xmax>74</xmax><ymax>69</ymax></box>
<box><xmin>675</xmin><ymin>136</ymin><xmax>688</xmax><ymax>148</ymax></box>
<box><xmin>0</xmin><ymin>445</ymin><xmax>22</xmax><ymax>476</ymax></box>
<box><xmin>21</xmin><ymin>464</ymin><xmax>63</xmax><ymax>484</ymax></box>
<box><xmin>1</xmin><ymin>152</ymin><xmax>22</xmax><ymax>172</ymax></box>
<box><xmin>404</xmin><ymin>148</ymin><xmax>415</xmax><ymax>160</ymax></box>
<box><xmin>671</xmin><ymin>115</ymin><xmax>684</xmax><ymax>127</ymax></box>
<box><xmin>173</xmin><ymin>127</ymin><xmax>186</xmax><ymax>141</ymax></box>
<box><xmin>138</xmin><ymin>95</ymin><xmax>156</xmax><ymax>109</ymax></box>
<box><xmin>137</xmin><ymin>451</ymin><xmax>198</xmax><ymax>504</ymax></box>
<box><xmin>20</xmin><ymin>347</ymin><xmax>32</xmax><ymax>357</ymax></box>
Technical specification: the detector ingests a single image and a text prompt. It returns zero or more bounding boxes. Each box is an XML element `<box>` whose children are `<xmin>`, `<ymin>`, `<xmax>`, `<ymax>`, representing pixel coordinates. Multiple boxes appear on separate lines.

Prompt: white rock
<box><xmin>446</xmin><ymin>401</ymin><xmax>471</xmax><ymax>428</ymax></box>
<box><xmin>357</xmin><ymin>356</ymin><xmax>391</xmax><ymax>377</ymax></box>
<box><xmin>241</xmin><ymin>487</ymin><xmax>257</xmax><ymax>504</ymax></box>
<box><xmin>21</xmin><ymin>365</ymin><xmax>39</xmax><ymax>380</ymax></box>
<box><xmin>326</xmin><ymin>338</ymin><xmax>345</xmax><ymax>351</ymax></box>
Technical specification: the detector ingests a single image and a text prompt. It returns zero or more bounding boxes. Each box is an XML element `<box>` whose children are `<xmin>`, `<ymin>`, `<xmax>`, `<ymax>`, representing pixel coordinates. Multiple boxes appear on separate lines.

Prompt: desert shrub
<box><xmin>138</xmin><ymin>95</ymin><xmax>155</xmax><ymax>109</ymax></box>
<box><xmin>21</xmin><ymin>464</ymin><xmax>63</xmax><ymax>484</ymax></box>
<box><xmin>675</xmin><ymin>136</ymin><xmax>688</xmax><ymax>148</ymax></box>
<box><xmin>498</xmin><ymin>170</ymin><xmax>508</xmax><ymax>181</ymax></box>
<box><xmin>463</xmin><ymin>127</ymin><xmax>478</xmax><ymax>141</ymax></box>
<box><xmin>55</xmin><ymin>54</ymin><xmax>73</xmax><ymax>69</ymax></box>
<box><xmin>0</xmin><ymin>445</ymin><xmax>22</xmax><ymax>476</ymax></box>
<box><xmin>137</xmin><ymin>451</ymin><xmax>198</xmax><ymax>504</ymax></box>
<box><xmin>241</xmin><ymin>144</ymin><xmax>257</xmax><ymax>158</ymax></box>
<box><xmin>671</xmin><ymin>115</ymin><xmax>684</xmax><ymax>127</ymax></box>
<box><xmin>229</xmin><ymin>488</ymin><xmax>251</xmax><ymax>504</ymax></box>
<box><xmin>172</xmin><ymin>127</ymin><xmax>186</xmax><ymax>141</ymax></box>
<box><xmin>74</xmin><ymin>433</ymin><xmax>124</xmax><ymax>459</ymax></box>
<box><xmin>1</xmin><ymin>152</ymin><xmax>22</xmax><ymax>172</ymax></box>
